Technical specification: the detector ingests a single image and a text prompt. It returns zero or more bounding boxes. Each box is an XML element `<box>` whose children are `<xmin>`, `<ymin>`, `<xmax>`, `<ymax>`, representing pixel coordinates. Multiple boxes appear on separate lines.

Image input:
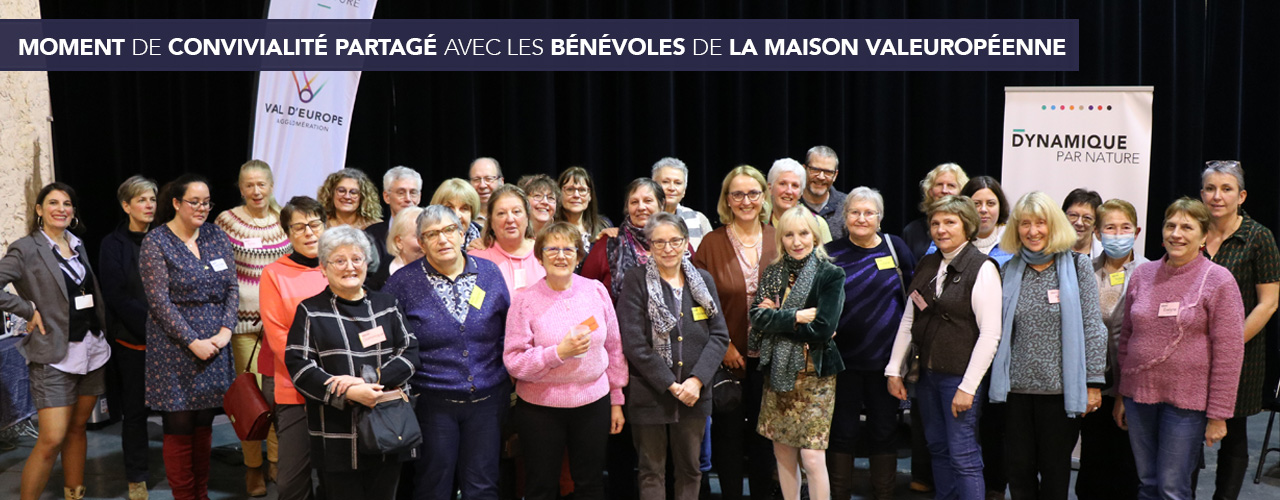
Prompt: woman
<box><xmin>1075</xmin><ymin>199</ymin><xmax>1147</xmax><ymax>500</ymax></box>
<box><xmin>556</xmin><ymin>166</ymin><xmax>614</xmax><ymax>254</ymax></box>
<box><xmin>749</xmin><ymin>206</ymin><xmax>847</xmax><ymax>500</ymax></box>
<box><xmin>1114</xmin><ymin>197</ymin><xmax>1245</xmax><ymax>500</ymax></box>
<box><xmin>1198</xmin><ymin>160</ymin><xmax>1280</xmax><ymax>499</ymax></box>
<box><xmin>317</xmin><ymin>168</ymin><xmax>382</xmax><ymax>230</ymax></box>
<box><xmin>581</xmin><ymin>178</ymin><xmax>665</xmax><ymax>299</ymax></box>
<box><xmin>1063</xmin><ymin>188</ymin><xmax>1104</xmax><ymax>258</ymax></box>
<box><xmin>0</xmin><ymin>182</ymin><xmax>109</xmax><ymax>500</ymax></box>
<box><xmin>471</xmin><ymin>185</ymin><xmax>546</xmax><ymax>295</ymax></box>
<box><xmin>617</xmin><ymin>213</ymin><xmax>730</xmax><ymax>500</ymax></box>
<box><xmin>383</xmin><ymin>205</ymin><xmax>512</xmax><ymax>500</ymax></box>
<box><xmin>504</xmin><ymin>222</ymin><xmax>628</xmax><ymax>500</ymax></box>
<box><xmin>260</xmin><ymin>196</ymin><xmax>330</xmax><ymax>500</ymax></box>
<box><xmin>885</xmin><ymin>195</ymin><xmax>1001</xmax><ymax>500</ymax></box>
<box><xmin>768</xmin><ymin>158</ymin><xmax>832</xmax><ymax>244</ymax></box>
<box><xmin>430</xmin><ymin>178</ymin><xmax>484</xmax><ymax>249</ymax></box>
<box><xmin>652</xmin><ymin>157</ymin><xmax>715</xmax><ymax>250</ymax></box>
<box><xmin>989</xmin><ymin>191</ymin><xmax>1107</xmax><ymax>500</ymax></box>
<box><xmin>366</xmin><ymin>206</ymin><xmax>424</xmax><ymax>291</ymax></box>
<box><xmin>924</xmin><ymin>176</ymin><xmax>1015</xmax><ymax>267</ymax></box>
<box><xmin>99</xmin><ymin>175</ymin><xmax>157</xmax><ymax>500</ymax></box>
<box><xmin>284</xmin><ymin>226</ymin><xmax>420</xmax><ymax>500</ymax></box>
<box><xmin>824</xmin><ymin>187</ymin><xmax>916</xmax><ymax>500</ymax></box>
<box><xmin>517</xmin><ymin>174</ymin><xmax>560</xmax><ymax>235</ymax></box>
<box><xmin>691</xmin><ymin>165</ymin><xmax>777</xmax><ymax>500</ymax></box>
<box><xmin>213</xmin><ymin>159</ymin><xmax>289</xmax><ymax>495</ymax></box>
<box><xmin>903</xmin><ymin>163</ymin><xmax>969</xmax><ymax>260</ymax></box>
<box><xmin>141</xmin><ymin>174</ymin><xmax>238</xmax><ymax>500</ymax></box>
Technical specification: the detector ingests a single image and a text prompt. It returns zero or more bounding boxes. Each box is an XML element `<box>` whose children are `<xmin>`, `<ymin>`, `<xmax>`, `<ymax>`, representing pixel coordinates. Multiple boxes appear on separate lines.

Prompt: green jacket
<box><xmin>749</xmin><ymin>260</ymin><xmax>846</xmax><ymax>380</ymax></box>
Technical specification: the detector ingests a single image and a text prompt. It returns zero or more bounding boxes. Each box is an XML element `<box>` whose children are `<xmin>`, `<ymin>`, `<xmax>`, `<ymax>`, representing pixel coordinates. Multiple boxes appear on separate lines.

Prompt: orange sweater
<box><xmin>259</xmin><ymin>255</ymin><xmax>328</xmax><ymax>405</ymax></box>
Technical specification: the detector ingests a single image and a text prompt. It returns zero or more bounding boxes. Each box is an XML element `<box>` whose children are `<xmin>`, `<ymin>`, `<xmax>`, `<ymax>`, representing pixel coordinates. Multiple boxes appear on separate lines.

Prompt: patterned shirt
<box><xmin>422</xmin><ymin>257</ymin><xmax>479</xmax><ymax>324</ymax></box>
<box><xmin>1007</xmin><ymin>253</ymin><xmax>1107</xmax><ymax>394</ymax></box>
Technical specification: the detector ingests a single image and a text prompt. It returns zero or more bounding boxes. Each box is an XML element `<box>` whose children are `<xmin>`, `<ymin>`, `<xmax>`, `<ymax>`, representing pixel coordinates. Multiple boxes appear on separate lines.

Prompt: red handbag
<box><xmin>223</xmin><ymin>337</ymin><xmax>272</xmax><ymax>441</ymax></box>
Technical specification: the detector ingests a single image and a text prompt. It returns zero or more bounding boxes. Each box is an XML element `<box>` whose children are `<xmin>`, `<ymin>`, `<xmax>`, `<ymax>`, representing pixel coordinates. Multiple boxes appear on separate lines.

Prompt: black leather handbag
<box><xmin>356</xmin><ymin>389</ymin><xmax>422</xmax><ymax>456</ymax></box>
<box><xmin>711</xmin><ymin>365</ymin><xmax>743</xmax><ymax>413</ymax></box>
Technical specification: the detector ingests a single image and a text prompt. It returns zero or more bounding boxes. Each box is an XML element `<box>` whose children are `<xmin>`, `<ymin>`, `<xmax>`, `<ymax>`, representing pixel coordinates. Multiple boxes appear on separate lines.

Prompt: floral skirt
<box><xmin>757</xmin><ymin>371</ymin><xmax>837</xmax><ymax>449</ymax></box>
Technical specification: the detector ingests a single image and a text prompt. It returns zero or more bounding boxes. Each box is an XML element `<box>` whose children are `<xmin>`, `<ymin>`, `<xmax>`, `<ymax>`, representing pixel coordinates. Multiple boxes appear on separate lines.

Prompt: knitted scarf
<box><xmin>645</xmin><ymin>257</ymin><xmax>719</xmax><ymax>367</ymax></box>
<box><xmin>607</xmin><ymin>216</ymin><xmax>650</xmax><ymax>297</ymax></box>
<box><xmin>750</xmin><ymin>252</ymin><xmax>820</xmax><ymax>392</ymax></box>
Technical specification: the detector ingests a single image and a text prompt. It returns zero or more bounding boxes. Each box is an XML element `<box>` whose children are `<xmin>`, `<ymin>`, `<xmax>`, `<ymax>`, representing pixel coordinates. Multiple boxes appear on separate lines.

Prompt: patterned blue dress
<box><xmin>140</xmin><ymin>224</ymin><xmax>238</xmax><ymax>411</ymax></box>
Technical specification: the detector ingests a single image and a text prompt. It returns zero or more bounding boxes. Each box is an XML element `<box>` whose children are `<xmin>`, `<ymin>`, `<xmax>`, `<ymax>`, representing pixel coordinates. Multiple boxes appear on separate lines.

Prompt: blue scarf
<box><xmin>990</xmin><ymin>249</ymin><xmax>1089</xmax><ymax>417</ymax></box>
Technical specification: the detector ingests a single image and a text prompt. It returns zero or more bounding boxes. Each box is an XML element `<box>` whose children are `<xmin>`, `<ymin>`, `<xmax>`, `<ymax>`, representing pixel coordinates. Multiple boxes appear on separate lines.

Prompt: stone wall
<box><xmin>0</xmin><ymin>0</ymin><xmax>55</xmax><ymax>251</ymax></box>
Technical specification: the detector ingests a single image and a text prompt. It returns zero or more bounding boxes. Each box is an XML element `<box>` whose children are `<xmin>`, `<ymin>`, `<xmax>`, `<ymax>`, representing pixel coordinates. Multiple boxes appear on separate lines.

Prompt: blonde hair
<box><xmin>239</xmin><ymin>160</ymin><xmax>281</xmax><ymax>215</ymax></box>
<box><xmin>716</xmin><ymin>165</ymin><xmax>771</xmax><ymax>225</ymax></box>
<box><xmin>430</xmin><ymin>178</ymin><xmax>482</xmax><ymax>218</ymax></box>
<box><xmin>771</xmin><ymin>206</ymin><xmax>831</xmax><ymax>265</ymax></box>
<box><xmin>1097</xmin><ymin>199</ymin><xmax>1139</xmax><ymax>227</ymax></box>
<box><xmin>1000</xmin><ymin>191</ymin><xmax>1077</xmax><ymax>254</ymax></box>
<box><xmin>918</xmin><ymin>162</ymin><xmax>970</xmax><ymax>212</ymax></box>
<box><xmin>386</xmin><ymin>206</ymin><xmax>424</xmax><ymax>259</ymax></box>
<box><xmin>317</xmin><ymin>168</ymin><xmax>382</xmax><ymax>226</ymax></box>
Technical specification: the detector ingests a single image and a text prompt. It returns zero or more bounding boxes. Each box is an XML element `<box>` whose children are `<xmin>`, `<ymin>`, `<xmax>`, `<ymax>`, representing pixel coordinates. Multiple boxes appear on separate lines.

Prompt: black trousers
<box><xmin>517</xmin><ymin>396</ymin><xmax>611</xmax><ymax>500</ymax></box>
<box><xmin>111</xmin><ymin>341</ymin><xmax>150</xmax><ymax>483</ymax></box>
<box><xmin>1075</xmin><ymin>395</ymin><xmax>1138</xmax><ymax>500</ymax></box>
<box><xmin>980</xmin><ymin>392</ymin><xmax>1008</xmax><ymax>494</ymax></box>
<box><xmin>710</xmin><ymin>357</ymin><xmax>776</xmax><ymax>499</ymax></box>
<box><xmin>829</xmin><ymin>369</ymin><xmax>899</xmax><ymax>455</ymax></box>
<box><xmin>322</xmin><ymin>461</ymin><xmax>400</xmax><ymax>500</ymax></box>
<box><xmin>1004</xmin><ymin>393</ymin><xmax>1081</xmax><ymax>500</ymax></box>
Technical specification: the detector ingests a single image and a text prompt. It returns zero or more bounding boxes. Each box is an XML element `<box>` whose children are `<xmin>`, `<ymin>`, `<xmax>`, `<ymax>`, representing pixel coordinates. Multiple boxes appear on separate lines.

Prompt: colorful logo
<box><xmin>291</xmin><ymin>71</ymin><xmax>326</xmax><ymax>104</ymax></box>
<box><xmin>1041</xmin><ymin>104</ymin><xmax>1112</xmax><ymax>111</ymax></box>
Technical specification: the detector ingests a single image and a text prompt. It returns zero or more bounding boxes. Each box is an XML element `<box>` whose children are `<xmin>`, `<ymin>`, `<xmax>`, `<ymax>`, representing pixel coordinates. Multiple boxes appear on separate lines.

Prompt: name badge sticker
<box><xmin>909</xmin><ymin>290</ymin><xmax>928</xmax><ymax>311</ymax></box>
<box><xmin>1047</xmin><ymin>289</ymin><xmax>1060</xmax><ymax>304</ymax></box>
<box><xmin>74</xmin><ymin>294</ymin><xmax>94</xmax><ymax>310</ymax></box>
<box><xmin>692</xmin><ymin>307</ymin><xmax>708</xmax><ymax>321</ymax></box>
<box><xmin>468</xmin><ymin>287</ymin><xmax>486</xmax><ymax>309</ymax></box>
<box><xmin>358</xmin><ymin>325</ymin><xmax>387</xmax><ymax>348</ymax></box>
<box><xmin>242</xmin><ymin>237</ymin><xmax>263</xmax><ymax>249</ymax></box>
<box><xmin>1158</xmin><ymin>302</ymin><xmax>1180</xmax><ymax>317</ymax></box>
<box><xmin>1109</xmin><ymin>271</ymin><xmax>1125</xmax><ymax>286</ymax></box>
<box><xmin>209</xmin><ymin>258</ymin><xmax>228</xmax><ymax>272</ymax></box>
<box><xmin>875</xmin><ymin>256</ymin><xmax>896</xmax><ymax>270</ymax></box>
<box><xmin>514</xmin><ymin>269</ymin><xmax>527</xmax><ymax>289</ymax></box>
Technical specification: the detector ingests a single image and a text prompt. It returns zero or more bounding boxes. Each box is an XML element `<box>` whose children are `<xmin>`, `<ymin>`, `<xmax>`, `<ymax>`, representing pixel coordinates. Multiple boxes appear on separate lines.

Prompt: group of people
<box><xmin>0</xmin><ymin>147</ymin><xmax>1274</xmax><ymax>500</ymax></box>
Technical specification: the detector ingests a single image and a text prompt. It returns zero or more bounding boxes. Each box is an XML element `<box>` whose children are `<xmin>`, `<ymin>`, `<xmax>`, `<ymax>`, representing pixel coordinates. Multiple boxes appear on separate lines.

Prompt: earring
<box><xmin>71</xmin><ymin>217</ymin><xmax>81</xmax><ymax>229</ymax></box>
<box><xmin>35</xmin><ymin>215</ymin><xmax>42</xmax><ymax>229</ymax></box>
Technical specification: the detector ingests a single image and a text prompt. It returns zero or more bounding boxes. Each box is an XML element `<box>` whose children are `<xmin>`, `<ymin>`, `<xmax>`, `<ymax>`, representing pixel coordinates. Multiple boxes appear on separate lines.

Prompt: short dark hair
<box><xmin>621</xmin><ymin>178</ymin><xmax>666</xmax><ymax>219</ymax></box>
<box><xmin>280</xmin><ymin>196</ymin><xmax>327</xmax><ymax>230</ymax></box>
<box><xmin>32</xmin><ymin>182</ymin><xmax>79</xmax><ymax>234</ymax></box>
<box><xmin>156</xmin><ymin>174</ymin><xmax>209</xmax><ymax>225</ymax></box>
<box><xmin>1062</xmin><ymin>188</ymin><xmax>1103</xmax><ymax>214</ymax></box>
<box><xmin>961</xmin><ymin>176</ymin><xmax>1010</xmax><ymax>225</ymax></box>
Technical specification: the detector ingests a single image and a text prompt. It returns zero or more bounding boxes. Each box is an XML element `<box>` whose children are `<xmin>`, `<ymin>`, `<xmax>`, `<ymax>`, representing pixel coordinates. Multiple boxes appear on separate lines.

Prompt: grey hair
<box><xmin>117</xmin><ymin>175</ymin><xmax>158</xmax><ymax>204</ymax></box>
<box><xmin>845</xmin><ymin>186</ymin><xmax>886</xmax><ymax>221</ymax></box>
<box><xmin>318</xmin><ymin>225</ymin><xmax>379</xmax><ymax>273</ymax></box>
<box><xmin>767</xmin><ymin>158</ymin><xmax>807</xmax><ymax>191</ymax></box>
<box><xmin>642</xmin><ymin>211</ymin><xmax>689</xmax><ymax>241</ymax></box>
<box><xmin>417</xmin><ymin>204</ymin><xmax>463</xmax><ymax>236</ymax></box>
<box><xmin>383</xmin><ymin>166</ymin><xmax>423</xmax><ymax>191</ymax></box>
<box><xmin>806</xmin><ymin>145</ymin><xmax>839</xmax><ymax>167</ymax></box>
<box><xmin>1202</xmin><ymin>160</ymin><xmax>1246</xmax><ymax>191</ymax></box>
<box><xmin>650</xmin><ymin>157</ymin><xmax>689</xmax><ymax>180</ymax></box>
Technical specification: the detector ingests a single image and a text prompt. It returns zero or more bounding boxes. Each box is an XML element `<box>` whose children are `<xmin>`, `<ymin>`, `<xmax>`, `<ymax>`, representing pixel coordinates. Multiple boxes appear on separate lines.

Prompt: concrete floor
<box><xmin>1</xmin><ymin>412</ymin><xmax>1278</xmax><ymax>499</ymax></box>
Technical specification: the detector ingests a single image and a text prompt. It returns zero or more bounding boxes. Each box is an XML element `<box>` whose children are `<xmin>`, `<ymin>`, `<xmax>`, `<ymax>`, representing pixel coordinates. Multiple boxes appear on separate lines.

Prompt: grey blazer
<box><xmin>618</xmin><ymin>265</ymin><xmax>730</xmax><ymax>425</ymax></box>
<box><xmin>0</xmin><ymin>233</ymin><xmax>108</xmax><ymax>364</ymax></box>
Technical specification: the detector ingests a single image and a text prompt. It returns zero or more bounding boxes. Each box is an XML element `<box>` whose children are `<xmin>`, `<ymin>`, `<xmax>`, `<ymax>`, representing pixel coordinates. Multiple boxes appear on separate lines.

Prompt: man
<box><xmin>365</xmin><ymin>166</ymin><xmax>422</xmax><ymax>289</ymax></box>
<box><xmin>469</xmin><ymin>157</ymin><xmax>504</xmax><ymax>223</ymax></box>
<box><xmin>801</xmin><ymin>145</ymin><xmax>848</xmax><ymax>241</ymax></box>
<box><xmin>768</xmin><ymin>157</ymin><xmax>832</xmax><ymax>243</ymax></box>
<box><xmin>651</xmin><ymin>157</ymin><xmax>715</xmax><ymax>250</ymax></box>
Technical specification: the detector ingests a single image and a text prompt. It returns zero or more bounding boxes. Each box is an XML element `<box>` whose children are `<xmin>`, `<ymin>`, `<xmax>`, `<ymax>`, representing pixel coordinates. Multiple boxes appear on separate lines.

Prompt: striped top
<box><xmin>826</xmin><ymin>234</ymin><xmax>916</xmax><ymax>368</ymax></box>
<box><xmin>675</xmin><ymin>204</ymin><xmax>714</xmax><ymax>251</ymax></box>
<box><xmin>215</xmin><ymin>206</ymin><xmax>292</xmax><ymax>335</ymax></box>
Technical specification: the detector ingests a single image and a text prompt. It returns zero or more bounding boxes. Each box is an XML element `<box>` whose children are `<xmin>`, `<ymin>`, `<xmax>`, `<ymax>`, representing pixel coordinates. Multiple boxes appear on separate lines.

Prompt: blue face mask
<box><xmin>1100</xmin><ymin>233</ymin><xmax>1135</xmax><ymax>259</ymax></box>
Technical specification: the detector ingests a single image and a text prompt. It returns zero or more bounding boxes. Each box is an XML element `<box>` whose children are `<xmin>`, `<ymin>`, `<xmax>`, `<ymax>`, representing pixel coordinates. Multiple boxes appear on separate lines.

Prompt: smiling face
<box><xmin>239</xmin><ymin>169</ymin><xmax>272</xmax><ymax>212</ymax></box>
<box><xmin>469</xmin><ymin>159</ymin><xmax>502</xmax><ymax>205</ymax></box>
<box><xmin>728</xmin><ymin>175</ymin><xmax>764</xmax><ymax>223</ymax></box>
<box><xmin>383</xmin><ymin>178</ymin><xmax>421</xmax><ymax>216</ymax></box>
<box><xmin>560</xmin><ymin>180</ymin><xmax>591</xmax><ymax>216</ymax></box>
<box><xmin>539</xmin><ymin>234</ymin><xmax>579</xmax><ymax>281</ymax></box>
<box><xmin>805</xmin><ymin>155</ymin><xmax>838</xmax><ymax>198</ymax></box>
<box><xmin>37</xmin><ymin>190</ymin><xmax>74</xmax><ymax>232</ymax></box>
<box><xmin>650</xmin><ymin>223</ymin><xmax>687</xmax><ymax>272</ymax></box>
<box><xmin>1163</xmin><ymin>212</ymin><xmax>1206</xmax><ymax>265</ymax></box>
<box><xmin>1018</xmin><ymin>213</ymin><xmax>1050</xmax><ymax>253</ymax></box>
<box><xmin>844</xmin><ymin>199</ymin><xmax>881</xmax><ymax>241</ymax></box>
<box><xmin>490</xmin><ymin>193</ymin><xmax>529</xmax><ymax>245</ymax></box>
<box><xmin>1200</xmin><ymin>172</ymin><xmax>1246</xmax><ymax>220</ymax></box>
<box><xmin>627</xmin><ymin>185</ymin><xmax>661</xmax><ymax>228</ymax></box>
<box><xmin>333</xmin><ymin>178</ymin><xmax>361</xmax><ymax>216</ymax></box>
<box><xmin>929</xmin><ymin>172</ymin><xmax>960</xmax><ymax>201</ymax></box>
<box><xmin>528</xmin><ymin>188</ymin><xmax>557</xmax><ymax>226</ymax></box>
<box><xmin>175</xmin><ymin>182</ymin><xmax>212</xmax><ymax>227</ymax></box>
<box><xmin>123</xmin><ymin>189</ymin><xmax>157</xmax><ymax>228</ymax></box>
<box><xmin>653</xmin><ymin>167</ymin><xmax>687</xmax><ymax>209</ymax></box>
<box><xmin>440</xmin><ymin>198</ymin><xmax>473</xmax><ymax>227</ymax></box>
<box><xmin>286</xmin><ymin>211</ymin><xmax>325</xmax><ymax>258</ymax></box>
<box><xmin>930</xmin><ymin>211</ymin><xmax>967</xmax><ymax>254</ymax></box>
<box><xmin>1065</xmin><ymin>202</ymin><xmax>1097</xmax><ymax>248</ymax></box>
<box><xmin>770</xmin><ymin>171</ymin><xmax>804</xmax><ymax>214</ymax></box>
<box><xmin>780</xmin><ymin>217</ymin><xmax>817</xmax><ymax>260</ymax></box>
<box><xmin>420</xmin><ymin>219</ymin><xmax>463</xmax><ymax>270</ymax></box>
<box><xmin>321</xmin><ymin>244</ymin><xmax>368</xmax><ymax>296</ymax></box>
<box><xmin>972</xmin><ymin>188</ymin><xmax>1000</xmax><ymax>237</ymax></box>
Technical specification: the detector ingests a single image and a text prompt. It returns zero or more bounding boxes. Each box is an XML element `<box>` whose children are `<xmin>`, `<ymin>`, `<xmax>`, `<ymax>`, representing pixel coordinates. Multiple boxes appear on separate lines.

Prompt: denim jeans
<box><xmin>1123</xmin><ymin>398</ymin><xmax>1206</xmax><ymax>500</ymax></box>
<box><xmin>917</xmin><ymin>370</ymin><xmax>985</xmax><ymax>500</ymax></box>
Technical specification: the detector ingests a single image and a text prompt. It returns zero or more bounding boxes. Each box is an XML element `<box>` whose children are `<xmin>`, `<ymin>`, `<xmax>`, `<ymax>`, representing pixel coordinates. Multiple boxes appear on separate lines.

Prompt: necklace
<box><xmin>730</xmin><ymin>223</ymin><xmax>760</xmax><ymax>248</ymax></box>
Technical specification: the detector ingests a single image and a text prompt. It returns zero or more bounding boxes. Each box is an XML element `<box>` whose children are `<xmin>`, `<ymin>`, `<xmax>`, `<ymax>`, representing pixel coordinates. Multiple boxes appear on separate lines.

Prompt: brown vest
<box><xmin>907</xmin><ymin>243</ymin><xmax>997</xmax><ymax>377</ymax></box>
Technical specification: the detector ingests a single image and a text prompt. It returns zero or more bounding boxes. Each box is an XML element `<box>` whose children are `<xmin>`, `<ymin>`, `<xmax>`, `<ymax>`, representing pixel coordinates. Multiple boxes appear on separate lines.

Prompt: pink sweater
<box><xmin>504</xmin><ymin>274</ymin><xmax>627</xmax><ymax>408</ymax></box>
<box><xmin>1118</xmin><ymin>255</ymin><xmax>1245</xmax><ymax>420</ymax></box>
<box><xmin>470</xmin><ymin>243</ymin><xmax>546</xmax><ymax>297</ymax></box>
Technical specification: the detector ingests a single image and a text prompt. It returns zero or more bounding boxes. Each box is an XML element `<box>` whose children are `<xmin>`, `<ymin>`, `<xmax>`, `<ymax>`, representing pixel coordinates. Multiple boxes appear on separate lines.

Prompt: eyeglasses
<box><xmin>562</xmin><ymin>186</ymin><xmax>590</xmax><ymax>196</ymax></box>
<box><xmin>289</xmin><ymin>220</ymin><xmax>324</xmax><ymax>234</ymax></box>
<box><xmin>327</xmin><ymin>256</ymin><xmax>366</xmax><ymax>269</ymax></box>
<box><xmin>391</xmin><ymin>189</ymin><xmax>421</xmax><ymax>198</ymax></box>
<box><xmin>421</xmin><ymin>224</ymin><xmax>460</xmax><ymax>241</ymax></box>
<box><xmin>806</xmin><ymin>165</ymin><xmax>838</xmax><ymax>179</ymax></box>
<box><xmin>728</xmin><ymin>190</ymin><xmax>763</xmax><ymax>203</ymax></box>
<box><xmin>1066</xmin><ymin>213</ymin><xmax>1096</xmax><ymax>226</ymax></box>
<box><xmin>530</xmin><ymin>193</ymin><xmax>557</xmax><ymax>203</ymax></box>
<box><xmin>183</xmin><ymin>199</ymin><xmax>214</xmax><ymax>210</ymax></box>
<box><xmin>542</xmin><ymin>246</ymin><xmax>577</xmax><ymax>257</ymax></box>
<box><xmin>651</xmin><ymin>237</ymin><xmax>686</xmax><ymax>250</ymax></box>
<box><xmin>334</xmin><ymin>187</ymin><xmax>360</xmax><ymax>198</ymax></box>
<box><xmin>1205</xmin><ymin>160</ymin><xmax>1240</xmax><ymax>169</ymax></box>
<box><xmin>471</xmin><ymin>175</ymin><xmax>501</xmax><ymax>185</ymax></box>
<box><xmin>847</xmin><ymin>210</ymin><xmax>880</xmax><ymax>220</ymax></box>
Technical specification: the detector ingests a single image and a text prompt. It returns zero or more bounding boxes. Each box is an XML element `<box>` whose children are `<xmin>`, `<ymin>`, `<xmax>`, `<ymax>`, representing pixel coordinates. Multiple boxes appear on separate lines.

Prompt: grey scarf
<box><xmin>645</xmin><ymin>257</ymin><xmax>719</xmax><ymax>366</ymax></box>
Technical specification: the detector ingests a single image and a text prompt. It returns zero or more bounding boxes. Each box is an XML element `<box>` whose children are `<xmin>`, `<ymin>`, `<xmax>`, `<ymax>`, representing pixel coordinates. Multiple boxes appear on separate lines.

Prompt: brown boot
<box><xmin>826</xmin><ymin>452</ymin><xmax>855</xmax><ymax>500</ymax></box>
<box><xmin>869</xmin><ymin>454</ymin><xmax>898</xmax><ymax>500</ymax></box>
<box><xmin>245</xmin><ymin>467</ymin><xmax>267</xmax><ymax>497</ymax></box>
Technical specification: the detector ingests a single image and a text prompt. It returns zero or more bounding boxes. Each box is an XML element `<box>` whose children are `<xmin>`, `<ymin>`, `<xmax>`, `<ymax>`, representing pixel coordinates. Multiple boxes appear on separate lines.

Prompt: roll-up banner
<box><xmin>1001</xmin><ymin>86</ymin><xmax>1154</xmax><ymax>257</ymax></box>
<box><xmin>252</xmin><ymin>0</ymin><xmax>378</xmax><ymax>202</ymax></box>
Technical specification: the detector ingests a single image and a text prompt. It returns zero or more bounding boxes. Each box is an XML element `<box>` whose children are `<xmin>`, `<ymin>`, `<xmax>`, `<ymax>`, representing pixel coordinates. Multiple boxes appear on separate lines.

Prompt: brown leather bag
<box><xmin>223</xmin><ymin>337</ymin><xmax>272</xmax><ymax>441</ymax></box>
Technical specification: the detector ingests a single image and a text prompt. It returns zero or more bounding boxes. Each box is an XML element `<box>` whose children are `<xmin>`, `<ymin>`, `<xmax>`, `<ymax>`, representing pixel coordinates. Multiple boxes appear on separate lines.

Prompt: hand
<box><xmin>187</xmin><ymin>338</ymin><xmax>218</xmax><ymax>360</ymax></box>
<box><xmin>610</xmin><ymin>405</ymin><xmax>626</xmax><ymax>434</ymax></box>
<box><xmin>325</xmin><ymin>375</ymin><xmax>366</xmax><ymax>396</ymax></box>
<box><xmin>27</xmin><ymin>309</ymin><xmax>46</xmax><ymax>335</ymax></box>
<box><xmin>555</xmin><ymin>330</ymin><xmax>591</xmax><ymax>359</ymax></box>
<box><xmin>668</xmin><ymin>382</ymin><xmax>685</xmax><ymax>399</ymax></box>
<box><xmin>887</xmin><ymin>376</ymin><xmax>908</xmax><ymax>401</ymax></box>
<box><xmin>1084</xmin><ymin>388</ymin><xmax>1102</xmax><ymax>415</ymax></box>
<box><xmin>756</xmin><ymin>298</ymin><xmax>777</xmax><ymax>310</ymax></box>
<box><xmin>210</xmin><ymin>328</ymin><xmax>233</xmax><ymax>349</ymax></box>
<box><xmin>1113</xmin><ymin>399</ymin><xmax>1127</xmax><ymax>430</ymax></box>
<box><xmin>951</xmin><ymin>390</ymin><xmax>975</xmax><ymax>418</ymax></box>
<box><xmin>1205</xmin><ymin>418</ymin><xmax>1228</xmax><ymax>447</ymax></box>
<box><xmin>597</xmin><ymin>228</ymin><xmax>619</xmax><ymax>241</ymax></box>
<box><xmin>795</xmin><ymin>308</ymin><xmax>818</xmax><ymax>325</ymax></box>
<box><xmin>722</xmin><ymin>344</ymin><xmax>746</xmax><ymax>371</ymax></box>
<box><xmin>345</xmin><ymin>383</ymin><xmax>385</xmax><ymax>408</ymax></box>
<box><xmin>678</xmin><ymin>377</ymin><xmax>703</xmax><ymax>407</ymax></box>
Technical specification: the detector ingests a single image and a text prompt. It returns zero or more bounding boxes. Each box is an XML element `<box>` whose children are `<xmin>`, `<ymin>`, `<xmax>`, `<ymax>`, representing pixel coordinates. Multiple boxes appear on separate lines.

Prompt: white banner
<box><xmin>252</xmin><ymin>0</ymin><xmax>378</xmax><ymax>202</ymax></box>
<box><xmin>1001</xmin><ymin>86</ymin><xmax>1154</xmax><ymax>257</ymax></box>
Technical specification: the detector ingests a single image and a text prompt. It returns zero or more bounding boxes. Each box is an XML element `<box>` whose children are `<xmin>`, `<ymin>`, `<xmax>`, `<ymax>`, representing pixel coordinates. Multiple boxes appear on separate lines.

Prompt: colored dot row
<box><xmin>1042</xmin><ymin>105</ymin><xmax>1113</xmax><ymax>111</ymax></box>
